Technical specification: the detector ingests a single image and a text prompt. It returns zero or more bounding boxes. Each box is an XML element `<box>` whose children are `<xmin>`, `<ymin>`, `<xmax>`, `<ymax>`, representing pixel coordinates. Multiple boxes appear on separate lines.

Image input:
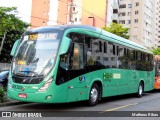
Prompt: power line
<box><xmin>19</xmin><ymin>14</ymin><xmax>64</xmax><ymax>24</ymax></box>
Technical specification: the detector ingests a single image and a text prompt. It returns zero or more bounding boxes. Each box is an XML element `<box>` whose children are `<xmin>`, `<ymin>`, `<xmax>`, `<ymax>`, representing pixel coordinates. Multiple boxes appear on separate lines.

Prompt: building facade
<box><xmin>107</xmin><ymin>0</ymin><xmax>119</xmax><ymax>26</ymax></box>
<box><xmin>118</xmin><ymin>0</ymin><xmax>155</xmax><ymax>48</ymax></box>
<box><xmin>81</xmin><ymin>0</ymin><xmax>107</xmax><ymax>28</ymax></box>
<box><xmin>30</xmin><ymin>0</ymin><xmax>156</xmax><ymax>49</ymax></box>
<box><xmin>155</xmin><ymin>0</ymin><xmax>160</xmax><ymax>48</ymax></box>
<box><xmin>31</xmin><ymin>0</ymin><xmax>66</xmax><ymax>28</ymax></box>
<box><xmin>31</xmin><ymin>0</ymin><xmax>50</xmax><ymax>28</ymax></box>
<box><xmin>31</xmin><ymin>0</ymin><xmax>110</xmax><ymax>28</ymax></box>
<box><xmin>30</xmin><ymin>0</ymin><xmax>118</xmax><ymax>29</ymax></box>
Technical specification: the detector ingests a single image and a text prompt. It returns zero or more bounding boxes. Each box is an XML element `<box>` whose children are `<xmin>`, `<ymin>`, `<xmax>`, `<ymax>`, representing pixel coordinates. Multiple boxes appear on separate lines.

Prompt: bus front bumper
<box><xmin>7</xmin><ymin>89</ymin><xmax>55</xmax><ymax>103</ymax></box>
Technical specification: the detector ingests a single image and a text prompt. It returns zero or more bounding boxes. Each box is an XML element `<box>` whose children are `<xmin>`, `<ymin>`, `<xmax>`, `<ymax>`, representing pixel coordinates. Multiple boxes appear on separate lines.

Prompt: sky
<box><xmin>0</xmin><ymin>0</ymin><xmax>32</xmax><ymax>23</ymax></box>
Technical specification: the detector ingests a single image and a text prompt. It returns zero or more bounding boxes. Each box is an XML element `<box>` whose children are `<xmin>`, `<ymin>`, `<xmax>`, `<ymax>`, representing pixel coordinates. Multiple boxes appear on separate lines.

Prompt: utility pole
<box><xmin>66</xmin><ymin>1</ymin><xmax>78</xmax><ymax>24</ymax></box>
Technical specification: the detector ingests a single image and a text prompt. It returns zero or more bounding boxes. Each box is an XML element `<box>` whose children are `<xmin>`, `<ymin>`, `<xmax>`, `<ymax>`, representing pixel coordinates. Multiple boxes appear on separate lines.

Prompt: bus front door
<box><xmin>67</xmin><ymin>43</ymin><xmax>87</xmax><ymax>102</ymax></box>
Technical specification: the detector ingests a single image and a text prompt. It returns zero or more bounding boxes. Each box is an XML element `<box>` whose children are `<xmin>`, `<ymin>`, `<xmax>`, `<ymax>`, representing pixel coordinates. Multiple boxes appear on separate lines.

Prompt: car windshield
<box><xmin>12</xmin><ymin>32</ymin><xmax>61</xmax><ymax>76</ymax></box>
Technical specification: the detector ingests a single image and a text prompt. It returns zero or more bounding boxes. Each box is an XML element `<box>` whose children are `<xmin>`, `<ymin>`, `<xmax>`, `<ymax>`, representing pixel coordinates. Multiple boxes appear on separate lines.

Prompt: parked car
<box><xmin>0</xmin><ymin>70</ymin><xmax>9</xmax><ymax>89</ymax></box>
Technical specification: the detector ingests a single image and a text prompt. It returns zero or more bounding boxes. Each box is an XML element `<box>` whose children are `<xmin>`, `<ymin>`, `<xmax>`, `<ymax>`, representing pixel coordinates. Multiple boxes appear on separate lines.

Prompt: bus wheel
<box><xmin>88</xmin><ymin>83</ymin><xmax>100</xmax><ymax>106</ymax></box>
<box><xmin>137</xmin><ymin>82</ymin><xmax>144</xmax><ymax>98</ymax></box>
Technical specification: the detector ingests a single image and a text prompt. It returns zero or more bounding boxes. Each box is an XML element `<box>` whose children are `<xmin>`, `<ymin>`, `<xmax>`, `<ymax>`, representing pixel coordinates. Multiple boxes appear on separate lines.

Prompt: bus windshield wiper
<box><xmin>14</xmin><ymin>71</ymin><xmax>44</xmax><ymax>77</ymax></box>
<box><xmin>13</xmin><ymin>72</ymin><xmax>27</xmax><ymax>77</ymax></box>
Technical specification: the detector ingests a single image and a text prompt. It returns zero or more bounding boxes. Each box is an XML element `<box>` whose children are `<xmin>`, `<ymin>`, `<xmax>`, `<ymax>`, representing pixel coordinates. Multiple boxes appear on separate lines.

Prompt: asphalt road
<box><xmin>1</xmin><ymin>90</ymin><xmax>160</xmax><ymax>120</ymax></box>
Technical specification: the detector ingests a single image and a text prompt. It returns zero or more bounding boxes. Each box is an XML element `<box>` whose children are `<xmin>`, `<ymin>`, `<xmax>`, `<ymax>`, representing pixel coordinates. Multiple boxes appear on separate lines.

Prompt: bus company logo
<box><xmin>103</xmin><ymin>73</ymin><xmax>113</xmax><ymax>80</ymax></box>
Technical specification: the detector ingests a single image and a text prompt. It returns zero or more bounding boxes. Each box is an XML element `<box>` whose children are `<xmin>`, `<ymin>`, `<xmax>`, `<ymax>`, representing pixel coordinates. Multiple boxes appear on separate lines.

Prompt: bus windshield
<box><xmin>12</xmin><ymin>32</ymin><xmax>61</xmax><ymax>76</ymax></box>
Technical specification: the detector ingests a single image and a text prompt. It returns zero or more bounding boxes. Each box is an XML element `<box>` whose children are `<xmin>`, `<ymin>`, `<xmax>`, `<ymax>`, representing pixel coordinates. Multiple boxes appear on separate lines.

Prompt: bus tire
<box><xmin>137</xmin><ymin>82</ymin><xmax>144</xmax><ymax>98</ymax></box>
<box><xmin>88</xmin><ymin>83</ymin><xmax>100</xmax><ymax>106</ymax></box>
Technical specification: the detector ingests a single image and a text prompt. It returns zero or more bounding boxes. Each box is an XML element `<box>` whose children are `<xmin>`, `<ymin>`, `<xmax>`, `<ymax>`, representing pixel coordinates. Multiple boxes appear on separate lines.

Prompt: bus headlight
<box><xmin>38</xmin><ymin>77</ymin><xmax>53</xmax><ymax>92</ymax></box>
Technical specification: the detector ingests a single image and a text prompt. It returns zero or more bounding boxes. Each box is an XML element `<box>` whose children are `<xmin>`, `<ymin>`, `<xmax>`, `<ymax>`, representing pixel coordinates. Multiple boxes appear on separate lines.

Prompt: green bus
<box><xmin>7</xmin><ymin>25</ymin><xmax>154</xmax><ymax>106</ymax></box>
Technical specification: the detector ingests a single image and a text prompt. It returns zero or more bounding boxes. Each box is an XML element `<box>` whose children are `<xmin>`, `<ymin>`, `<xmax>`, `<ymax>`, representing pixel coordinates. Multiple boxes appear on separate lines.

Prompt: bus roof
<box><xmin>29</xmin><ymin>25</ymin><xmax>152</xmax><ymax>54</ymax></box>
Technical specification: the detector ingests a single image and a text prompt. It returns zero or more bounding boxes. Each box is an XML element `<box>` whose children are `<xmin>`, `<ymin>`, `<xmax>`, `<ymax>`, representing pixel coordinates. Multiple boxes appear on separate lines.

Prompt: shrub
<box><xmin>0</xmin><ymin>86</ymin><xmax>5</xmax><ymax>102</ymax></box>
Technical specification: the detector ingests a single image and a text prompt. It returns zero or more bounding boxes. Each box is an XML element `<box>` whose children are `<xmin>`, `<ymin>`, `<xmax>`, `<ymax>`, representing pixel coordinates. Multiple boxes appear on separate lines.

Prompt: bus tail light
<box><xmin>38</xmin><ymin>77</ymin><xmax>53</xmax><ymax>92</ymax></box>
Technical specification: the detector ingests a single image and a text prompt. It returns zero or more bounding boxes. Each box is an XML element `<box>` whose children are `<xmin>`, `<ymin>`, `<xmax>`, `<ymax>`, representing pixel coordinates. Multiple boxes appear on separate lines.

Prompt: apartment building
<box><xmin>31</xmin><ymin>0</ymin><xmax>113</xmax><ymax>28</ymax></box>
<box><xmin>67</xmin><ymin>0</ymin><xmax>108</xmax><ymax>28</ymax></box>
<box><xmin>155</xmin><ymin>0</ymin><xmax>160</xmax><ymax>48</ymax></box>
<box><xmin>31</xmin><ymin>0</ymin><xmax>67</xmax><ymax>28</ymax></box>
<box><xmin>118</xmin><ymin>0</ymin><xmax>155</xmax><ymax>48</ymax></box>
<box><xmin>67</xmin><ymin>0</ymin><xmax>120</xmax><ymax>28</ymax></box>
<box><xmin>107</xmin><ymin>0</ymin><xmax>119</xmax><ymax>26</ymax></box>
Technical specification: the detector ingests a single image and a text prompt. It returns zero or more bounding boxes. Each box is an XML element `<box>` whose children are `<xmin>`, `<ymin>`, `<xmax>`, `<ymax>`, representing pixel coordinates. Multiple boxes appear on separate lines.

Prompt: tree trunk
<box><xmin>0</xmin><ymin>31</ymin><xmax>7</xmax><ymax>55</ymax></box>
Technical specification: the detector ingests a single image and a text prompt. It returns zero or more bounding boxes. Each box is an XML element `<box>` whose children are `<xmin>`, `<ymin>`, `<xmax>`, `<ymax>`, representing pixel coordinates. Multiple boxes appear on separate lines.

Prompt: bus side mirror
<box><xmin>10</xmin><ymin>39</ymin><xmax>20</xmax><ymax>56</ymax></box>
<box><xmin>59</xmin><ymin>37</ymin><xmax>71</xmax><ymax>55</ymax></box>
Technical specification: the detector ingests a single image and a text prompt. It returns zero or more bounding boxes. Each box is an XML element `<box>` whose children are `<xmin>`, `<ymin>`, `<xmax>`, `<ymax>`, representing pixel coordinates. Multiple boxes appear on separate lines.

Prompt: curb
<box><xmin>0</xmin><ymin>101</ymin><xmax>29</xmax><ymax>107</ymax></box>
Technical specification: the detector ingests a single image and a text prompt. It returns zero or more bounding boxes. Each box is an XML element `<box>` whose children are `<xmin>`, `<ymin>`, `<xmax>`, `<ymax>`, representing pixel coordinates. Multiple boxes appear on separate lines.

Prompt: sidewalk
<box><xmin>0</xmin><ymin>92</ymin><xmax>28</xmax><ymax>107</ymax></box>
<box><xmin>0</xmin><ymin>100</ymin><xmax>25</xmax><ymax>107</ymax></box>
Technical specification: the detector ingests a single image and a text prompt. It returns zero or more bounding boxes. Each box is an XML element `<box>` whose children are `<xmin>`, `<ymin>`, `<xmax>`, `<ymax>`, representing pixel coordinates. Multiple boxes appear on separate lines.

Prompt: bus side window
<box><xmin>70</xmin><ymin>43</ymin><xmax>84</xmax><ymax>70</ymax></box>
<box><xmin>104</xmin><ymin>42</ymin><xmax>107</xmax><ymax>53</ymax></box>
<box><xmin>86</xmin><ymin>37</ymin><xmax>94</xmax><ymax>66</ymax></box>
<box><xmin>99</xmin><ymin>41</ymin><xmax>102</xmax><ymax>52</ymax></box>
<box><xmin>60</xmin><ymin>54</ymin><xmax>69</xmax><ymax>70</ymax></box>
<box><xmin>117</xmin><ymin>46</ymin><xmax>124</xmax><ymax>68</ymax></box>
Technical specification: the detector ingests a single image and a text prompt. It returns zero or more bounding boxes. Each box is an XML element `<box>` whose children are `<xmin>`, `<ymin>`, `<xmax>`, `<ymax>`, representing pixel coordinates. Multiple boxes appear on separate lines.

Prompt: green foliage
<box><xmin>0</xmin><ymin>7</ymin><xmax>30</xmax><ymax>62</ymax></box>
<box><xmin>152</xmin><ymin>48</ymin><xmax>160</xmax><ymax>55</ymax></box>
<box><xmin>103</xmin><ymin>22</ymin><xmax>130</xmax><ymax>39</ymax></box>
<box><xmin>0</xmin><ymin>86</ymin><xmax>5</xmax><ymax>102</ymax></box>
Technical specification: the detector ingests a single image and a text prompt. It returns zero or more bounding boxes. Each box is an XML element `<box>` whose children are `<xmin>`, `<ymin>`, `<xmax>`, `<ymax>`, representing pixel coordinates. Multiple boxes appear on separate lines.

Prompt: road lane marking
<box><xmin>99</xmin><ymin>103</ymin><xmax>138</xmax><ymax>113</ymax></box>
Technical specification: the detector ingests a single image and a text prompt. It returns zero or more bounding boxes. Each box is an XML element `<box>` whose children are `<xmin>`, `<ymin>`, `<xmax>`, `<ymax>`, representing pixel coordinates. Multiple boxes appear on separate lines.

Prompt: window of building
<box><xmin>73</xmin><ymin>7</ymin><xmax>75</xmax><ymax>11</ymax></box>
<box><xmin>119</xmin><ymin>12</ymin><xmax>126</xmax><ymax>16</ymax></box>
<box><xmin>113</xmin><ymin>9</ymin><xmax>118</xmax><ymax>14</ymax></box>
<box><xmin>75</xmin><ymin>18</ymin><xmax>77</xmax><ymax>22</ymax></box>
<box><xmin>119</xmin><ymin>20</ymin><xmax>125</xmax><ymax>24</ymax></box>
<box><xmin>122</xmin><ymin>12</ymin><xmax>126</xmax><ymax>16</ymax></box>
<box><xmin>135</xmin><ymin>11</ymin><xmax>139</xmax><ymax>15</ymax></box>
<box><xmin>42</xmin><ymin>21</ymin><xmax>45</xmax><ymax>25</ymax></box>
<box><xmin>136</xmin><ymin>2</ymin><xmax>139</xmax><ymax>6</ymax></box>
<box><xmin>134</xmin><ymin>19</ymin><xmax>138</xmax><ymax>23</ymax></box>
<box><xmin>128</xmin><ymin>12</ymin><xmax>131</xmax><ymax>16</ymax></box>
<box><xmin>112</xmin><ymin>20</ymin><xmax>118</xmax><ymax>23</ymax></box>
<box><xmin>127</xmin><ymin>20</ymin><xmax>131</xmax><ymax>24</ymax></box>
<box><xmin>119</xmin><ymin>4</ymin><xmax>126</xmax><ymax>8</ymax></box>
<box><xmin>128</xmin><ymin>4</ymin><xmax>132</xmax><ymax>8</ymax></box>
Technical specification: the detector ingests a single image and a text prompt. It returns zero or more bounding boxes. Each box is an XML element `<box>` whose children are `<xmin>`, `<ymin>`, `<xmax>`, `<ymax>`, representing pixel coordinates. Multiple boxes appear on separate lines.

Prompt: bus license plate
<box><xmin>18</xmin><ymin>93</ymin><xmax>27</xmax><ymax>98</ymax></box>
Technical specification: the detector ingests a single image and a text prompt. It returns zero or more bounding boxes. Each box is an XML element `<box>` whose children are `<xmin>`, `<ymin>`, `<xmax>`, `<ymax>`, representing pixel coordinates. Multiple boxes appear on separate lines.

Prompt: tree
<box><xmin>152</xmin><ymin>48</ymin><xmax>160</xmax><ymax>55</ymax></box>
<box><xmin>103</xmin><ymin>22</ymin><xmax>130</xmax><ymax>39</ymax></box>
<box><xmin>0</xmin><ymin>7</ymin><xmax>30</xmax><ymax>62</ymax></box>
